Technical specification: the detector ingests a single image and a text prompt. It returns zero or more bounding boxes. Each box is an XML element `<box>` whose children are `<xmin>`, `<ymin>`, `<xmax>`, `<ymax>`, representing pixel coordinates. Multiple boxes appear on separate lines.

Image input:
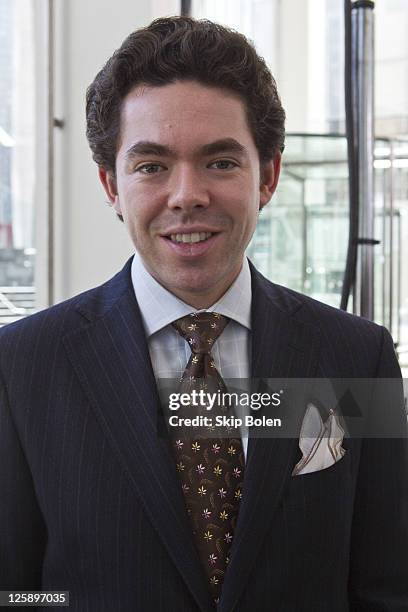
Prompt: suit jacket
<box><xmin>0</xmin><ymin>257</ymin><xmax>407</xmax><ymax>612</ymax></box>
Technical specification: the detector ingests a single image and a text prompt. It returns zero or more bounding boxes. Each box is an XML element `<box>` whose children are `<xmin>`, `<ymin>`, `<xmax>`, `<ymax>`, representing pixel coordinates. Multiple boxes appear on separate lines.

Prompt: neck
<box><xmin>172</xmin><ymin>264</ymin><xmax>244</xmax><ymax>309</ymax></box>
<box><xmin>136</xmin><ymin>254</ymin><xmax>244</xmax><ymax>309</ymax></box>
<box><xmin>168</xmin><ymin>285</ymin><xmax>230</xmax><ymax>310</ymax></box>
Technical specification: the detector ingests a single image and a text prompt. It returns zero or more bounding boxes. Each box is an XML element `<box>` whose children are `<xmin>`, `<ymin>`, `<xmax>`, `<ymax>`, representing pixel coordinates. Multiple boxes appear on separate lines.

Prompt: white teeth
<box><xmin>169</xmin><ymin>232</ymin><xmax>213</xmax><ymax>243</ymax></box>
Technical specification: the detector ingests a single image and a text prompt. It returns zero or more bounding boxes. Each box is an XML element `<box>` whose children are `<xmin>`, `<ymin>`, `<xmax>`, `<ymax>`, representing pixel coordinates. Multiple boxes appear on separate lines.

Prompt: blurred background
<box><xmin>0</xmin><ymin>0</ymin><xmax>407</xmax><ymax>373</ymax></box>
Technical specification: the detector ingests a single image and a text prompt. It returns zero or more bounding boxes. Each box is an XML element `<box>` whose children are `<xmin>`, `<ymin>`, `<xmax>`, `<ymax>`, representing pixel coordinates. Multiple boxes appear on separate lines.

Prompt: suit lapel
<box><xmin>220</xmin><ymin>262</ymin><xmax>321</xmax><ymax>612</ymax></box>
<box><xmin>63</xmin><ymin>259</ymin><xmax>214</xmax><ymax>612</ymax></box>
<box><xmin>62</xmin><ymin>257</ymin><xmax>321</xmax><ymax>611</ymax></box>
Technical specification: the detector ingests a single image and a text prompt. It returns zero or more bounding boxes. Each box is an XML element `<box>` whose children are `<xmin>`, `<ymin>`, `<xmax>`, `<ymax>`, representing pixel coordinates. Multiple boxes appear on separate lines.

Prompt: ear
<box><xmin>259</xmin><ymin>152</ymin><xmax>282</xmax><ymax>211</ymax></box>
<box><xmin>98</xmin><ymin>167</ymin><xmax>122</xmax><ymax>215</ymax></box>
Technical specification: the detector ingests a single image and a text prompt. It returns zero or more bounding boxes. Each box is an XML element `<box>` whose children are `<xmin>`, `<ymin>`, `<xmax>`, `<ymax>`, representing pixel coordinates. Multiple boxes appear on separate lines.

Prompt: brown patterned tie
<box><xmin>171</xmin><ymin>312</ymin><xmax>245</xmax><ymax>604</ymax></box>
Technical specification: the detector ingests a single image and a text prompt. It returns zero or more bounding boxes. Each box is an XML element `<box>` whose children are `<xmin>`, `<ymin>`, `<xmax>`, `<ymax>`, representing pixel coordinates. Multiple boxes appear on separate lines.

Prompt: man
<box><xmin>0</xmin><ymin>15</ymin><xmax>407</xmax><ymax>612</ymax></box>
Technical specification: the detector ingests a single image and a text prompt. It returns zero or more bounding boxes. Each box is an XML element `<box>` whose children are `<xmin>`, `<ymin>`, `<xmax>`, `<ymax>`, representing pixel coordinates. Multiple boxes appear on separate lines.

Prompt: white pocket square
<box><xmin>292</xmin><ymin>402</ymin><xmax>346</xmax><ymax>476</ymax></box>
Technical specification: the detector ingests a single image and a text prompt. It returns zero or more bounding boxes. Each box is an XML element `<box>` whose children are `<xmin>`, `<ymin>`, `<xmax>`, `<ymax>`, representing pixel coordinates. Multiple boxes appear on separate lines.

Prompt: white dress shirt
<box><xmin>130</xmin><ymin>251</ymin><xmax>252</xmax><ymax>457</ymax></box>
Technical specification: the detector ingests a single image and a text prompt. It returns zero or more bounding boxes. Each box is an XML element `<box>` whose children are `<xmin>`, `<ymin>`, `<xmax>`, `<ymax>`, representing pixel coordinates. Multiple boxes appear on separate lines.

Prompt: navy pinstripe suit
<box><xmin>1</xmin><ymin>257</ymin><xmax>407</xmax><ymax>611</ymax></box>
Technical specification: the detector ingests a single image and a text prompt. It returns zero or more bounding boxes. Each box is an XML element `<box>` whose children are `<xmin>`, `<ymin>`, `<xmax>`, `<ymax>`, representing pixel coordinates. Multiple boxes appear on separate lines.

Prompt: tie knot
<box><xmin>172</xmin><ymin>312</ymin><xmax>229</xmax><ymax>354</ymax></box>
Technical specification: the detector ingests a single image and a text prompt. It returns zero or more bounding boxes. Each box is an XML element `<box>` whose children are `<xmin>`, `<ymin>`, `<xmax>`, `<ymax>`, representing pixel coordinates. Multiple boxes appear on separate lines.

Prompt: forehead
<box><xmin>117</xmin><ymin>80</ymin><xmax>256</xmax><ymax>154</ymax></box>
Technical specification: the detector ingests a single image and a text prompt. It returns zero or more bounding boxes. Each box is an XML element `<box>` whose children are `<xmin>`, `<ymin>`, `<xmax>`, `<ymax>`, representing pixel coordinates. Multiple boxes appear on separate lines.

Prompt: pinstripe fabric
<box><xmin>0</xmin><ymin>256</ymin><xmax>407</xmax><ymax>612</ymax></box>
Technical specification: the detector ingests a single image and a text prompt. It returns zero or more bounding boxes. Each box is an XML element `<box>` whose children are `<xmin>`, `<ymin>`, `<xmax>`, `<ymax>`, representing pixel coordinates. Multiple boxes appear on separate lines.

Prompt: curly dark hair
<box><xmin>86</xmin><ymin>16</ymin><xmax>285</xmax><ymax>174</ymax></box>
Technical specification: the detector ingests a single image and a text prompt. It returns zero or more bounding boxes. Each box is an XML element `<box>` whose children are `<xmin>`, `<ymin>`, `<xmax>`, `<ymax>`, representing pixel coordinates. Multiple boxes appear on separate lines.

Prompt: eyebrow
<box><xmin>124</xmin><ymin>138</ymin><xmax>247</xmax><ymax>161</ymax></box>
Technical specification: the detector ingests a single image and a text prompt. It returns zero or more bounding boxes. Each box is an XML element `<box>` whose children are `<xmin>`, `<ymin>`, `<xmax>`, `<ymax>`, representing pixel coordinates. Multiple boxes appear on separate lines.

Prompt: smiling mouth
<box><xmin>166</xmin><ymin>232</ymin><xmax>215</xmax><ymax>244</ymax></box>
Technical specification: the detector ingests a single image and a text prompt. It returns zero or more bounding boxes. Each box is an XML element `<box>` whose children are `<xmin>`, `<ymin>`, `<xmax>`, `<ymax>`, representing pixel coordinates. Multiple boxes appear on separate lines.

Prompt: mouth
<box><xmin>161</xmin><ymin>230</ymin><xmax>221</xmax><ymax>257</ymax></box>
<box><xmin>166</xmin><ymin>231</ymin><xmax>214</xmax><ymax>244</ymax></box>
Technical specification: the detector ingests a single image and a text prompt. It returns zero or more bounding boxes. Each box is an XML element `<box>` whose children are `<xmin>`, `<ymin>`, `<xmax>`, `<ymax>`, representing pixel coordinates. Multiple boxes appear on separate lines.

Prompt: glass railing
<box><xmin>248</xmin><ymin>134</ymin><xmax>408</xmax><ymax>373</ymax></box>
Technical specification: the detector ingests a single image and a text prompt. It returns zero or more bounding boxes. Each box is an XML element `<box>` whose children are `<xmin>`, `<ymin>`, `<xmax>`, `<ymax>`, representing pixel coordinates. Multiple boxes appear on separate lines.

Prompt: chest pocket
<box><xmin>282</xmin><ymin>449</ymin><xmax>352</xmax><ymax>507</ymax></box>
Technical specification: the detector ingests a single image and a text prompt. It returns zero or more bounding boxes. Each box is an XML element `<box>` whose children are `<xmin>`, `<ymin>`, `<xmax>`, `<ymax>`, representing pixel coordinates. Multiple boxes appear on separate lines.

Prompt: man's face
<box><xmin>100</xmin><ymin>80</ymin><xmax>280</xmax><ymax>308</ymax></box>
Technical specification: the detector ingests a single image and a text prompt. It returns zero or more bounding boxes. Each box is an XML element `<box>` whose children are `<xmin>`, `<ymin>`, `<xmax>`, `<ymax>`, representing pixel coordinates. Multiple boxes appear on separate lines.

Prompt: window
<box><xmin>0</xmin><ymin>0</ymin><xmax>49</xmax><ymax>324</ymax></box>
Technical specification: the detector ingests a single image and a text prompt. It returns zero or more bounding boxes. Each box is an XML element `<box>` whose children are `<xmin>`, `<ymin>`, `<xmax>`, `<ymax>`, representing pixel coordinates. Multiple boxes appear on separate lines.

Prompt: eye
<box><xmin>208</xmin><ymin>159</ymin><xmax>238</xmax><ymax>170</ymax></box>
<box><xmin>136</xmin><ymin>163</ymin><xmax>166</xmax><ymax>174</ymax></box>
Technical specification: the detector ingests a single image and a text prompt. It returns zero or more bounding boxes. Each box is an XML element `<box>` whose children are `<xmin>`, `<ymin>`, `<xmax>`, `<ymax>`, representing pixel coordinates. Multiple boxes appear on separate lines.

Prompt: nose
<box><xmin>166</xmin><ymin>164</ymin><xmax>210</xmax><ymax>212</ymax></box>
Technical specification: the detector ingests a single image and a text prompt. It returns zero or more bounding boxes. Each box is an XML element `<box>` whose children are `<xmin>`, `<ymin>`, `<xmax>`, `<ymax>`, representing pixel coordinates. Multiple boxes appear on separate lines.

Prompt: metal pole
<box><xmin>180</xmin><ymin>0</ymin><xmax>191</xmax><ymax>16</ymax></box>
<box><xmin>301</xmin><ymin>180</ymin><xmax>307</xmax><ymax>293</ymax></box>
<box><xmin>389</xmin><ymin>140</ymin><xmax>395</xmax><ymax>332</ymax></box>
<box><xmin>48</xmin><ymin>0</ymin><xmax>54</xmax><ymax>305</ymax></box>
<box><xmin>351</xmin><ymin>0</ymin><xmax>375</xmax><ymax>319</ymax></box>
<box><xmin>397</xmin><ymin>208</ymin><xmax>401</xmax><ymax>347</ymax></box>
<box><xmin>382</xmin><ymin>168</ymin><xmax>386</xmax><ymax>325</ymax></box>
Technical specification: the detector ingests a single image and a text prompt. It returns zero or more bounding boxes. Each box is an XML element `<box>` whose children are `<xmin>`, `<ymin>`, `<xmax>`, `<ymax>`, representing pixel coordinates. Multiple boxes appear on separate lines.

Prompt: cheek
<box><xmin>239</xmin><ymin>204</ymin><xmax>260</xmax><ymax>244</ymax></box>
<box><xmin>119</xmin><ymin>187</ymin><xmax>153</xmax><ymax>227</ymax></box>
<box><xmin>234</xmin><ymin>195</ymin><xmax>259</xmax><ymax>226</ymax></box>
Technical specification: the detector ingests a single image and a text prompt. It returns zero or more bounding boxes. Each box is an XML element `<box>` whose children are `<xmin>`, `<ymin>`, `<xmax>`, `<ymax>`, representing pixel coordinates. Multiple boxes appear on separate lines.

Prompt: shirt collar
<box><xmin>131</xmin><ymin>251</ymin><xmax>252</xmax><ymax>338</ymax></box>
